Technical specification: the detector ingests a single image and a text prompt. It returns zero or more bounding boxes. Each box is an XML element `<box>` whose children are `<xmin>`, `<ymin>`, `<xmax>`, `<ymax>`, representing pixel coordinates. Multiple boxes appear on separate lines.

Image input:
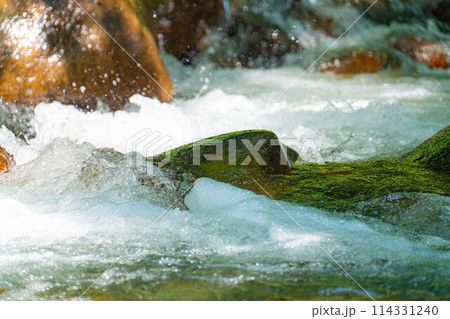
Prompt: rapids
<box><xmin>0</xmin><ymin>0</ymin><xmax>449</xmax><ymax>300</ymax></box>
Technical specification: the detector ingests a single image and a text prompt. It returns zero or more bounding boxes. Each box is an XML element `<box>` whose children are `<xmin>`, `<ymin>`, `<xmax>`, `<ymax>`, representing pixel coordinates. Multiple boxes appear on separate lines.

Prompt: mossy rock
<box><xmin>149</xmin><ymin>130</ymin><xmax>299</xmax><ymax>194</ymax></box>
<box><xmin>277</xmin><ymin>159</ymin><xmax>449</xmax><ymax>213</ymax></box>
<box><xmin>401</xmin><ymin>125</ymin><xmax>449</xmax><ymax>173</ymax></box>
<box><xmin>277</xmin><ymin>125</ymin><xmax>449</xmax><ymax>213</ymax></box>
<box><xmin>151</xmin><ymin>127</ymin><xmax>449</xmax><ymax>224</ymax></box>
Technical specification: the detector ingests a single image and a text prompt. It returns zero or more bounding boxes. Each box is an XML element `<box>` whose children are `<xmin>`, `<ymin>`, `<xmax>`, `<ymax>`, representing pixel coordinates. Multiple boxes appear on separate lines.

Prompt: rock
<box><xmin>149</xmin><ymin>130</ymin><xmax>299</xmax><ymax>194</ymax></box>
<box><xmin>393</xmin><ymin>37</ymin><xmax>449</xmax><ymax>70</ymax></box>
<box><xmin>318</xmin><ymin>38</ymin><xmax>449</xmax><ymax>74</ymax></box>
<box><xmin>0</xmin><ymin>146</ymin><xmax>14</xmax><ymax>173</ymax></box>
<box><xmin>357</xmin><ymin>193</ymin><xmax>450</xmax><ymax>239</ymax></box>
<box><xmin>0</xmin><ymin>0</ymin><xmax>174</xmax><ymax>111</ymax></box>
<box><xmin>277</xmin><ymin>126</ymin><xmax>450</xmax><ymax>212</ymax></box>
<box><xmin>156</xmin><ymin>0</ymin><xmax>225</xmax><ymax>64</ymax></box>
<box><xmin>129</xmin><ymin>0</ymin><xmax>224</xmax><ymax>65</ymax></box>
<box><xmin>139</xmin><ymin>0</ymin><xmax>299</xmax><ymax>68</ymax></box>
<box><xmin>341</xmin><ymin>0</ymin><xmax>450</xmax><ymax>33</ymax></box>
<box><xmin>206</xmin><ymin>0</ymin><xmax>299</xmax><ymax>68</ymax></box>
<box><xmin>428</xmin><ymin>0</ymin><xmax>450</xmax><ymax>28</ymax></box>
<box><xmin>278</xmin><ymin>157</ymin><xmax>449</xmax><ymax>213</ymax></box>
<box><xmin>320</xmin><ymin>51</ymin><xmax>390</xmax><ymax>74</ymax></box>
<box><xmin>150</xmin><ymin>127</ymin><xmax>449</xmax><ymax>220</ymax></box>
<box><xmin>401</xmin><ymin>125</ymin><xmax>450</xmax><ymax>173</ymax></box>
<box><xmin>0</xmin><ymin>102</ymin><xmax>36</xmax><ymax>140</ymax></box>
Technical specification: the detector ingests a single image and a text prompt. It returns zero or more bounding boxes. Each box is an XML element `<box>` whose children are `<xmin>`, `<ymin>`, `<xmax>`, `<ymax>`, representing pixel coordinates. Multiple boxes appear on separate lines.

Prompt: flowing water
<box><xmin>0</xmin><ymin>1</ymin><xmax>449</xmax><ymax>300</ymax></box>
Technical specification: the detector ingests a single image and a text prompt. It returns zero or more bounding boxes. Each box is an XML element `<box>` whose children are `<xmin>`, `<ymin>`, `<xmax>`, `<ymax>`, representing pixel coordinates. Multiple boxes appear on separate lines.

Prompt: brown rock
<box><xmin>394</xmin><ymin>37</ymin><xmax>449</xmax><ymax>70</ymax></box>
<box><xmin>153</xmin><ymin>0</ymin><xmax>224</xmax><ymax>63</ymax></box>
<box><xmin>0</xmin><ymin>0</ymin><xmax>174</xmax><ymax>111</ymax></box>
<box><xmin>0</xmin><ymin>146</ymin><xmax>14</xmax><ymax>173</ymax></box>
<box><xmin>320</xmin><ymin>51</ymin><xmax>389</xmax><ymax>74</ymax></box>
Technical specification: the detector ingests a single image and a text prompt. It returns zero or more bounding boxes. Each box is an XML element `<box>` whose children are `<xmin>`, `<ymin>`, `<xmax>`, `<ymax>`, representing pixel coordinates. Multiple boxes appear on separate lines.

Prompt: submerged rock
<box><xmin>0</xmin><ymin>0</ymin><xmax>174</xmax><ymax>111</ymax></box>
<box><xmin>358</xmin><ymin>193</ymin><xmax>450</xmax><ymax>239</ymax></box>
<box><xmin>130</xmin><ymin>0</ymin><xmax>225</xmax><ymax>65</ymax></box>
<box><xmin>0</xmin><ymin>146</ymin><xmax>14</xmax><ymax>173</ymax></box>
<box><xmin>207</xmin><ymin>0</ymin><xmax>299</xmax><ymax>68</ymax></box>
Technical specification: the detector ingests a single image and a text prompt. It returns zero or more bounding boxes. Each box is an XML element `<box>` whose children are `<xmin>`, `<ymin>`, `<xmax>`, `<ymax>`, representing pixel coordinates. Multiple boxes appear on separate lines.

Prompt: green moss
<box><xmin>150</xmin><ymin>129</ymin><xmax>297</xmax><ymax>193</ymax></box>
<box><xmin>400</xmin><ymin>125</ymin><xmax>450</xmax><ymax>173</ymax></box>
<box><xmin>276</xmin><ymin>160</ymin><xmax>449</xmax><ymax>213</ymax></box>
<box><xmin>151</xmin><ymin>127</ymin><xmax>449</xmax><ymax>218</ymax></box>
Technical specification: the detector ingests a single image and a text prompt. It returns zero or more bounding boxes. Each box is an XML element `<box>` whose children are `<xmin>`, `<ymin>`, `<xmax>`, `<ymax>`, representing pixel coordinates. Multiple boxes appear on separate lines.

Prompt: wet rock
<box><xmin>140</xmin><ymin>0</ymin><xmax>299</xmax><ymax>68</ymax></box>
<box><xmin>206</xmin><ymin>0</ymin><xmax>299</xmax><ymax>68</ymax></box>
<box><xmin>156</xmin><ymin>0</ymin><xmax>225</xmax><ymax>64</ymax></box>
<box><xmin>290</xmin><ymin>0</ymin><xmax>339</xmax><ymax>37</ymax></box>
<box><xmin>0</xmin><ymin>0</ymin><xmax>174</xmax><ymax>111</ymax></box>
<box><xmin>148</xmin><ymin>127</ymin><xmax>449</xmax><ymax>216</ymax></box>
<box><xmin>340</xmin><ymin>0</ymin><xmax>450</xmax><ymax>32</ymax></box>
<box><xmin>393</xmin><ymin>37</ymin><xmax>449</xmax><ymax>70</ymax></box>
<box><xmin>318</xmin><ymin>37</ymin><xmax>449</xmax><ymax>74</ymax></box>
<box><xmin>0</xmin><ymin>146</ymin><xmax>14</xmax><ymax>173</ymax></box>
<box><xmin>0</xmin><ymin>102</ymin><xmax>36</xmax><ymax>140</ymax></box>
<box><xmin>319</xmin><ymin>51</ymin><xmax>390</xmax><ymax>74</ymax></box>
<box><xmin>149</xmin><ymin>130</ymin><xmax>299</xmax><ymax>194</ymax></box>
<box><xmin>279</xmin><ymin>158</ymin><xmax>449</xmax><ymax>214</ymax></box>
<box><xmin>428</xmin><ymin>0</ymin><xmax>450</xmax><ymax>28</ymax></box>
<box><xmin>278</xmin><ymin>126</ymin><xmax>450</xmax><ymax>213</ymax></box>
<box><xmin>401</xmin><ymin>125</ymin><xmax>450</xmax><ymax>173</ymax></box>
<box><xmin>358</xmin><ymin>193</ymin><xmax>450</xmax><ymax>239</ymax></box>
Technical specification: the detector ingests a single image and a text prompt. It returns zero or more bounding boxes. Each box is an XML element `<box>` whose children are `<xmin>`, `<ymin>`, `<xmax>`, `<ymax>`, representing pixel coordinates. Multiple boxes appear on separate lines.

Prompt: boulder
<box><xmin>156</xmin><ymin>0</ymin><xmax>225</xmax><ymax>64</ymax></box>
<box><xmin>320</xmin><ymin>51</ymin><xmax>390</xmax><ymax>74</ymax></box>
<box><xmin>138</xmin><ymin>0</ymin><xmax>299</xmax><ymax>68</ymax></box>
<box><xmin>205</xmin><ymin>0</ymin><xmax>299</xmax><ymax>68</ymax></box>
<box><xmin>278</xmin><ymin>126</ymin><xmax>450</xmax><ymax>213</ymax></box>
<box><xmin>0</xmin><ymin>0</ymin><xmax>174</xmax><ymax>111</ymax></box>
<box><xmin>319</xmin><ymin>38</ymin><xmax>449</xmax><ymax>75</ymax></box>
<box><xmin>0</xmin><ymin>146</ymin><xmax>14</xmax><ymax>173</ymax></box>
<box><xmin>150</xmin><ymin>127</ymin><xmax>449</xmax><ymax>226</ymax></box>
<box><xmin>129</xmin><ymin>0</ymin><xmax>224</xmax><ymax>65</ymax></box>
<box><xmin>149</xmin><ymin>130</ymin><xmax>299</xmax><ymax>193</ymax></box>
<box><xmin>340</xmin><ymin>0</ymin><xmax>450</xmax><ymax>32</ymax></box>
<box><xmin>393</xmin><ymin>37</ymin><xmax>449</xmax><ymax>70</ymax></box>
<box><xmin>401</xmin><ymin>125</ymin><xmax>449</xmax><ymax>173</ymax></box>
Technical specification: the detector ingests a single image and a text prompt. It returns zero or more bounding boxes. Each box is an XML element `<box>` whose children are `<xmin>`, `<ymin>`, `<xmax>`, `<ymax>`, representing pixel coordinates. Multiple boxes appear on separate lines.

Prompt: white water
<box><xmin>0</xmin><ymin>176</ymin><xmax>448</xmax><ymax>300</ymax></box>
<box><xmin>1</xmin><ymin>63</ymin><xmax>448</xmax><ymax>165</ymax></box>
<box><xmin>0</xmin><ymin>59</ymin><xmax>449</xmax><ymax>300</ymax></box>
